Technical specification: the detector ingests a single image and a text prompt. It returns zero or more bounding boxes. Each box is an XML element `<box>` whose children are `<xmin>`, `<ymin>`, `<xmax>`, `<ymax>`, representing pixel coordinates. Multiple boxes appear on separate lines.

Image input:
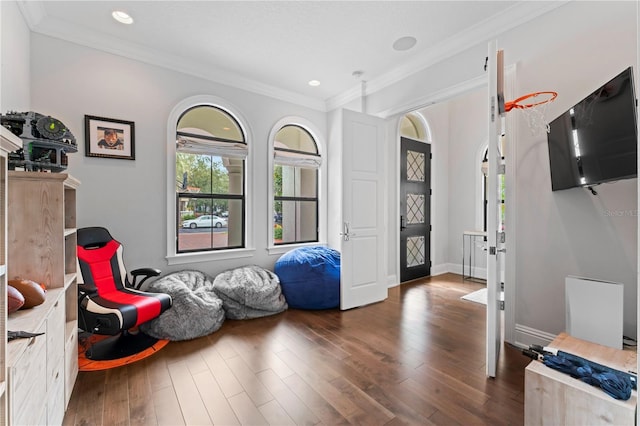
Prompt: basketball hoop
<box><xmin>504</xmin><ymin>91</ymin><xmax>557</xmax><ymax>135</ymax></box>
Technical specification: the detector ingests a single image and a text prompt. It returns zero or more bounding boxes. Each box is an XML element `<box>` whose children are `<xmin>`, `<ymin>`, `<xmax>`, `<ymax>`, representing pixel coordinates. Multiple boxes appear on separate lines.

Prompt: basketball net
<box><xmin>521</xmin><ymin>100</ymin><xmax>552</xmax><ymax>135</ymax></box>
<box><xmin>504</xmin><ymin>91</ymin><xmax>557</xmax><ymax>136</ymax></box>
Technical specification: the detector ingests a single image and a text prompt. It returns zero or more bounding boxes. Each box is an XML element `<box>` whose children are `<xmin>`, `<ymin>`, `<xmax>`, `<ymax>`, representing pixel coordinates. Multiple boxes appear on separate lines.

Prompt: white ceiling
<box><xmin>19</xmin><ymin>1</ymin><xmax>564</xmax><ymax>111</ymax></box>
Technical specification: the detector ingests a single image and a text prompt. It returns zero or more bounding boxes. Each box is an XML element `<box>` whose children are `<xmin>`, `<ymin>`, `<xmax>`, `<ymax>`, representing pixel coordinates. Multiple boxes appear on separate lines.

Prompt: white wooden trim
<box><xmin>486</xmin><ymin>40</ymin><xmax>503</xmax><ymax>378</ymax></box>
<box><xmin>503</xmin><ymin>65</ymin><xmax>517</xmax><ymax>345</ymax></box>
<box><xmin>165</xmin><ymin>95</ymin><xmax>254</xmax><ymax>262</ymax></box>
<box><xmin>266</xmin><ymin>116</ymin><xmax>327</xmax><ymax>249</ymax></box>
<box><xmin>0</xmin><ymin>127</ymin><xmax>22</xmax><ymax>152</ymax></box>
<box><xmin>515</xmin><ymin>324</ymin><xmax>557</xmax><ymax>348</ymax></box>
<box><xmin>387</xmin><ymin>275</ymin><xmax>399</xmax><ymax>288</ymax></box>
<box><xmin>393</xmin><ymin>113</ymin><xmax>434</xmax><ymax>286</ymax></box>
<box><xmin>429</xmin><ymin>263</ymin><xmax>449</xmax><ymax>277</ymax></box>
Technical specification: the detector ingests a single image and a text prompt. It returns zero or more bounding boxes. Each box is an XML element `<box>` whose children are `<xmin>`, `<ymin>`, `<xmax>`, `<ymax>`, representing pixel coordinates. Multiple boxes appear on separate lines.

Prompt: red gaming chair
<box><xmin>77</xmin><ymin>226</ymin><xmax>172</xmax><ymax>360</ymax></box>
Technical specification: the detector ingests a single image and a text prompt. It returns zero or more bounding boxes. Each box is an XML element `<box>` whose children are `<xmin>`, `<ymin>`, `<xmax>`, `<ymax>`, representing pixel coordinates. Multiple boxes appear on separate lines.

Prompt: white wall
<box><xmin>25</xmin><ymin>34</ymin><xmax>326</xmax><ymax>278</ymax></box>
<box><xmin>511</xmin><ymin>1</ymin><xmax>637</xmax><ymax>340</ymax></box>
<box><xmin>3</xmin><ymin>0</ymin><xmax>637</xmax><ymax>343</ymax></box>
<box><xmin>413</xmin><ymin>102</ymin><xmax>450</xmax><ymax>275</ymax></box>
<box><xmin>444</xmin><ymin>89</ymin><xmax>488</xmax><ymax>274</ymax></box>
<box><xmin>0</xmin><ymin>1</ymin><xmax>30</xmax><ymax>111</ymax></box>
<box><xmin>362</xmin><ymin>1</ymin><xmax>638</xmax><ymax>343</ymax></box>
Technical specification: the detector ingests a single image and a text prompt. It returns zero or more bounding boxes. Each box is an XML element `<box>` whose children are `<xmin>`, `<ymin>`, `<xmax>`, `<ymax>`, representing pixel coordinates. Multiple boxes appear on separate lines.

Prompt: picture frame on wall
<box><xmin>84</xmin><ymin>115</ymin><xmax>135</xmax><ymax>160</ymax></box>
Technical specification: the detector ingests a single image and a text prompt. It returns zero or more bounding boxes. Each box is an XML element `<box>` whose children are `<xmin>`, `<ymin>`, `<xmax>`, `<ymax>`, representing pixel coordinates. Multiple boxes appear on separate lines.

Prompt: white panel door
<box><xmin>340</xmin><ymin>109</ymin><xmax>387</xmax><ymax>310</ymax></box>
<box><xmin>486</xmin><ymin>40</ymin><xmax>503</xmax><ymax>378</ymax></box>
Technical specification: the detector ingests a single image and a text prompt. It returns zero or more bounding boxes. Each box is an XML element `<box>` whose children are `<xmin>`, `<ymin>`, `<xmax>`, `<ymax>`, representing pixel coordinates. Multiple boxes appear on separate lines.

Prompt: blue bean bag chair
<box><xmin>275</xmin><ymin>246</ymin><xmax>340</xmax><ymax>309</ymax></box>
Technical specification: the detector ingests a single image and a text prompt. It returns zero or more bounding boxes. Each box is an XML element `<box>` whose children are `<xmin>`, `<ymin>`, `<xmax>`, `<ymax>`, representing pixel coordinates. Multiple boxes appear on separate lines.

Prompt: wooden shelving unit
<box><xmin>63</xmin><ymin>175</ymin><xmax>80</xmax><ymax>406</ymax></box>
<box><xmin>0</xmin><ymin>127</ymin><xmax>22</xmax><ymax>426</ymax></box>
<box><xmin>6</xmin><ymin>170</ymin><xmax>80</xmax><ymax>425</ymax></box>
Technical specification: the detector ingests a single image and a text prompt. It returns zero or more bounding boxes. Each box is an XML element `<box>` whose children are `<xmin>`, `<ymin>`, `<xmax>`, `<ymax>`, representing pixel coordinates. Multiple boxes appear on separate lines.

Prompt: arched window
<box><xmin>174</xmin><ymin>104</ymin><xmax>247</xmax><ymax>253</ymax></box>
<box><xmin>272</xmin><ymin>124</ymin><xmax>320</xmax><ymax>245</ymax></box>
<box><xmin>400</xmin><ymin>113</ymin><xmax>428</xmax><ymax>140</ymax></box>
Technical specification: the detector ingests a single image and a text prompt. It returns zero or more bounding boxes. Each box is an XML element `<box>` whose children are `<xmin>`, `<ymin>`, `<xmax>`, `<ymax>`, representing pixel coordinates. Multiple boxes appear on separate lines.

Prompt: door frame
<box><xmin>393</xmin><ymin>113</ymin><xmax>435</xmax><ymax>286</ymax></box>
<box><xmin>399</xmin><ymin>136</ymin><xmax>432</xmax><ymax>282</ymax></box>
<box><xmin>387</xmin><ymin>67</ymin><xmax>516</xmax><ymax>346</ymax></box>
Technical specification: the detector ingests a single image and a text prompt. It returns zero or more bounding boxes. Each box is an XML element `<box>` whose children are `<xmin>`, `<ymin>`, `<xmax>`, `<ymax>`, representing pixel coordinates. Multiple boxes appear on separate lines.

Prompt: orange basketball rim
<box><xmin>504</xmin><ymin>91</ymin><xmax>558</xmax><ymax>112</ymax></box>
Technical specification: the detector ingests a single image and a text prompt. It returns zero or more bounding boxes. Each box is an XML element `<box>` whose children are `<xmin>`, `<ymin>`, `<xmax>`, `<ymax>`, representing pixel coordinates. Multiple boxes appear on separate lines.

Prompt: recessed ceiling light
<box><xmin>112</xmin><ymin>10</ymin><xmax>134</xmax><ymax>25</ymax></box>
<box><xmin>393</xmin><ymin>36</ymin><xmax>417</xmax><ymax>51</ymax></box>
<box><xmin>308</xmin><ymin>80</ymin><xmax>321</xmax><ymax>87</ymax></box>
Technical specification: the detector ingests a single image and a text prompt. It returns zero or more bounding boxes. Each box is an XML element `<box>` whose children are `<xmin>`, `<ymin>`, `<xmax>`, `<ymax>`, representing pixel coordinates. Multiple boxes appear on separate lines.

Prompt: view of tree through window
<box><xmin>175</xmin><ymin>105</ymin><xmax>246</xmax><ymax>253</ymax></box>
<box><xmin>177</xmin><ymin>154</ymin><xmax>230</xmax><ymax>213</ymax></box>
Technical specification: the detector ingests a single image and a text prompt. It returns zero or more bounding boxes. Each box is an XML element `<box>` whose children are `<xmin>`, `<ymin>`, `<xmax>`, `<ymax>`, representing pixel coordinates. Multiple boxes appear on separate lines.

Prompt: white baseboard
<box><xmin>448</xmin><ymin>262</ymin><xmax>462</xmax><ymax>276</ymax></box>
<box><xmin>387</xmin><ymin>274</ymin><xmax>399</xmax><ymax>288</ymax></box>
<box><xmin>387</xmin><ymin>263</ymin><xmax>449</xmax><ymax>287</ymax></box>
<box><xmin>449</xmin><ymin>263</ymin><xmax>487</xmax><ymax>280</ymax></box>
<box><xmin>514</xmin><ymin>324</ymin><xmax>557</xmax><ymax>348</ymax></box>
<box><xmin>389</xmin><ymin>262</ymin><xmax>488</xmax><ymax>284</ymax></box>
<box><xmin>430</xmin><ymin>263</ymin><xmax>449</xmax><ymax>277</ymax></box>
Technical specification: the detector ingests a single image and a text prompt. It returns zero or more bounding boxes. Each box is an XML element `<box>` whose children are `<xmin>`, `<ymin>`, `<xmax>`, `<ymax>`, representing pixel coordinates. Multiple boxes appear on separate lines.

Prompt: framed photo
<box><xmin>84</xmin><ymin>115</ymin><xmax>135</xmax><ymax>160</ymax></box>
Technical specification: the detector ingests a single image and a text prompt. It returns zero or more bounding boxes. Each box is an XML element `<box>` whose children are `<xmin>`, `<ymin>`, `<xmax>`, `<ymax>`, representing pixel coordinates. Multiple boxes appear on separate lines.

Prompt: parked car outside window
<box><xmin>182</xmin><ymin>215</ymin><xmax>228</xmax><ymax>229</ymax></box>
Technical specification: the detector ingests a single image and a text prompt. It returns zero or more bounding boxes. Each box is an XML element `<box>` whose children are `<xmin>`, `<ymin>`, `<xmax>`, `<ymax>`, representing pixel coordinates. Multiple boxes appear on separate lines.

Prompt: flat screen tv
<box><xmin>547</xmin><ymin>67</ymin><xmax>637</xmax><ymax>192</ymax></box>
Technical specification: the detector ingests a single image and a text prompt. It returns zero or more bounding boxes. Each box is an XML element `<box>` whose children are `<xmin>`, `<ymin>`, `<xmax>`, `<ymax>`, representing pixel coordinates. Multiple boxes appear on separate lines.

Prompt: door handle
<box><xmin>400</xmin><ymin>215</ymin><xmax>406</xmax><ymax>231</ymax></box>
<box><xmin>340</xmin><ymin>222</ymin><xmax>356</xmax><ymax>241</ymax></box>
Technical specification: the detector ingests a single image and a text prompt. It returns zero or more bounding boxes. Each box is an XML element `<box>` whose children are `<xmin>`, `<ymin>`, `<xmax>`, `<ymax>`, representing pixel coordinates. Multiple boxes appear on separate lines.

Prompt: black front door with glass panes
<box><xmin>400</xmin><ymin>137</ymin><xmax>431</xmax><ymax>282</ymax></box>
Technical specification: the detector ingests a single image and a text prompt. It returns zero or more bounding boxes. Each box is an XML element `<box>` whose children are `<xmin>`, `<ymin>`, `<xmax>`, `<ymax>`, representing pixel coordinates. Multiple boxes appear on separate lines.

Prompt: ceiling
<box><xmin>19</xmin><ymin>1</ymin><xmax>564</xmax><ymax>111</ymax></box>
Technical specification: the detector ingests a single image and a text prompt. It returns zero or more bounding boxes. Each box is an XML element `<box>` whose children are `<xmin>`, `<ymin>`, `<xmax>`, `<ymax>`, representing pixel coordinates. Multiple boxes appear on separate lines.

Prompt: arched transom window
<box><xmin>273</xmin><ymin>124</ymin><xmax>320</xmax><ymax>245</ymax></box>
<box><xmin>175</xmin><ymin>105</ymin><xmax>246</xmax><ymax>253</ymax></box>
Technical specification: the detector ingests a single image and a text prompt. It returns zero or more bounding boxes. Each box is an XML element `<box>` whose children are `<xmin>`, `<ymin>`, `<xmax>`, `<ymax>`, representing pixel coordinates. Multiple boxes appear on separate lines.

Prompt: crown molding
<box><xmin>16</xmin><ymin>0</ymin><xmax>45</xmax><ymax>29</ymax></box>
<box><xmin>18</xmin><ymin>2</ymin><xmax>326</xmax><ymax>112</ymax></box>
<box><xmin>19</xmin><ymin>1</ymin><xmax>568</xmax><ymax>114</ymax></box>
<box><xmin>326</xmin><ymin>1</ymin><xmax>570</xmax><ymax>112</ymax></box>
<box><xmin>376</xmin><ymin>74</ymin><xmax>487</xmax><ymax>119</ymax></box>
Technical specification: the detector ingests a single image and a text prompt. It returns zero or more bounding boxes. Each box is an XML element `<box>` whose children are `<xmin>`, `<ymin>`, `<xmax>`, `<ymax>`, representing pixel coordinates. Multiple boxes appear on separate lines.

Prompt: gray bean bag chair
<box><xmin>213</xmin><ymin>265</ymin><xmax>288</xmax><ymax>319</ymax></box>
<box><xmin>139</xmin><ymin>270</ymin><xmax>225</xmax><ymax>341</ymax></box>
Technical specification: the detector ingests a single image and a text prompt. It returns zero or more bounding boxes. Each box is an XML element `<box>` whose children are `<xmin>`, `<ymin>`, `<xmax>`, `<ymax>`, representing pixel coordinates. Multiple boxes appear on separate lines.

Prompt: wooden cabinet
<box><xmin>6</xmin><ymin>171</ymin><xmax>79</xmax><ymax>425</ymax></box>
<box><xmin>0</xmin><ymin>127</ymin><xmax>22</xmax><ymax>426</ymax></box>
<box><xmin>7</xmin><ymin>291</ymin><xmax>59</xmax><ymax>424</ymax></box>
<box><xmin>525</xmin><ymin>333</ymin><xmax>637</xmax><ymax>425</ymax></box>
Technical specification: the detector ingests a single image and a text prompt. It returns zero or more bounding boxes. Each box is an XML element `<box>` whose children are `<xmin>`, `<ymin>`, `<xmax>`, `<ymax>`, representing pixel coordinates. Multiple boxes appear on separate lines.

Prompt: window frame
<box><xmin>166</xmin><ymin>95</ymin><xmax>254</xmax><ymax>265</ymax></box>
<box><xmin>267</xmin><ymin>117</ymin><xmax>326</xmax><ymax>254</ymax></box>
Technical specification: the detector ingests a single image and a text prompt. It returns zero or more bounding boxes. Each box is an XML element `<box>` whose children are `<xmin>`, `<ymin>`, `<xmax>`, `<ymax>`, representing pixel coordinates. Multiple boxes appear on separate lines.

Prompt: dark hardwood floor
<box><xmin>63</xmin><ymin>273</ymin><xmax>530</xmax><ymax>425</ymax></box>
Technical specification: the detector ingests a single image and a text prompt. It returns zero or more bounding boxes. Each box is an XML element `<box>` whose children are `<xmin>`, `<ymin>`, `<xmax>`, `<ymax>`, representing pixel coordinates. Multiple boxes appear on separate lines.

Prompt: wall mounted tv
<box><xmin>547</xmin><ymin>67</ymin><xmax>637</xmax><ymax>192</ymax></box>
